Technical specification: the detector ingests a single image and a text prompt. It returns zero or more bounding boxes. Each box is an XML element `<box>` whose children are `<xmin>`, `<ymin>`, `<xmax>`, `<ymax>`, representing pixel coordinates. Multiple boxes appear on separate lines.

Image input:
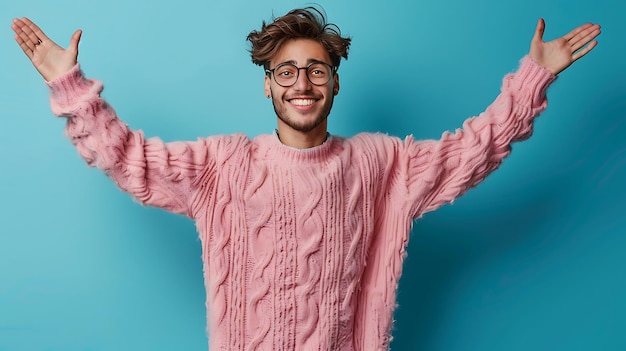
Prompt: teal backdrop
<box><xmin>1</xmin><ymin>0</ymin><xmax>624</xmax><ymax>350</ymax></box>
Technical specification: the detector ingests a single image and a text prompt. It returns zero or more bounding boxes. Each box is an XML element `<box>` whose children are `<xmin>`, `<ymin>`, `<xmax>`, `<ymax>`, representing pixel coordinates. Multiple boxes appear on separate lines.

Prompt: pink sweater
<box><xmin>48</xmin><ymin>57</ymin><xmax>555</xmax><ymax>350</ymax></box>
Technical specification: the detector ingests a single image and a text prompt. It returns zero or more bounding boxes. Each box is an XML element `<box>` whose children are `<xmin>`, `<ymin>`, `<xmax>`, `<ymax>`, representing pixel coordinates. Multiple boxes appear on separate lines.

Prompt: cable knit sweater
<box><xmin>47</xmin><ymin>56</ymin><xmax>555</xmax><ymax>350</ymax></box>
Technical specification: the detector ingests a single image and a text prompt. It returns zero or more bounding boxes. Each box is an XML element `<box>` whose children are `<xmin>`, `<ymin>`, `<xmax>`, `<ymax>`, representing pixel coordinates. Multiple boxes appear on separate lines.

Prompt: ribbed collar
<box><xmin>252</xmin><ymin>131</ymin><xmax>342</xmax><ymax>163</ymax></box>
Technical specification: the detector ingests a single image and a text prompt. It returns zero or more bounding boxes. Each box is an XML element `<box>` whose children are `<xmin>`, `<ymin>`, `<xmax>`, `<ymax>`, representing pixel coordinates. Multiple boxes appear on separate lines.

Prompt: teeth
<box><xmin>290</xmin><ymin>99</ymin><xmax>316</xmax><ymax>106</ymax></box>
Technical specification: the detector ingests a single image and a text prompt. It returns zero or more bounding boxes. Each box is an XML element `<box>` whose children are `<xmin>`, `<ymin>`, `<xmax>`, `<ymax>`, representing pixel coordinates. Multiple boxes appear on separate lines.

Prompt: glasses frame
<box><xmin>265</xmin><ymin>61</ymin><xmax>337</xmax><ymax>87</ymax></box>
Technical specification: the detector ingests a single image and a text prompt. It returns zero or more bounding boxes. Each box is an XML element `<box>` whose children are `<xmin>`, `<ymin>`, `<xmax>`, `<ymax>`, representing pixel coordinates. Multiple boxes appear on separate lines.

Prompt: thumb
<box><xmin>533</xmin><ymin>18</ymin><xmax>545</xmax><ymax>43</ymax></box>
<box><xmin>69</xmin><ymin>29</ymin><xmax>82</xmax><ymax>52</ymax></box>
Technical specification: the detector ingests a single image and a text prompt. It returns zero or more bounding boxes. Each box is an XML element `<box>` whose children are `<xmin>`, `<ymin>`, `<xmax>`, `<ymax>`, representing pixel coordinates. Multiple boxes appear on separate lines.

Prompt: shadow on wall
<box><xmin>388</xmin><ymin>84</ymin><xmax>626</xmax><ymax>350</ymax></box>
<box><xmin>390</xmin><ymin>178</ymin><xmax>571</xmax><ymax>350</ymax></box>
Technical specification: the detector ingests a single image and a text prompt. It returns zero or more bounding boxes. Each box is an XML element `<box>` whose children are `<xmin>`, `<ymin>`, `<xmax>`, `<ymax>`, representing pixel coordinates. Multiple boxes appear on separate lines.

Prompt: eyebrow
<box><xmin>274</xmin><ymin>59</ymin><xmax>331</xmax><ymax>67</ymax></box>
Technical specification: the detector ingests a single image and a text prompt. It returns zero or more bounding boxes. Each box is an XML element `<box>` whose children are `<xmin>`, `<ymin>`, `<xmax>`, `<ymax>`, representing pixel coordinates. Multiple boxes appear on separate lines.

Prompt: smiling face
<box><xmin>265</xmin><ymin>39</ymin><xmax>339</xmax><ymax>148</ymax></box>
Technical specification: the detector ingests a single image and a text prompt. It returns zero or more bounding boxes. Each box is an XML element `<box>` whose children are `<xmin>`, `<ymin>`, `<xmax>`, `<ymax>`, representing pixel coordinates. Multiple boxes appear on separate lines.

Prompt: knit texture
<box><xmin>48</xmin><ymin>56</ymin><xmax>555</xmax><ymax>350</ymax></box>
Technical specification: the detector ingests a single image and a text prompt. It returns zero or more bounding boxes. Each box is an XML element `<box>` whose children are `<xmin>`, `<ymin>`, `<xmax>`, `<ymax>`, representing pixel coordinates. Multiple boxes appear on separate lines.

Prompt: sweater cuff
<box><xmin>513</xmin><ymin>56</ymin><xmax>558</xmax><ymax>105</ymax></box>
<box><xmin>46</xmin><ymin>63</ymin><xmax>97</xmax><ymax>112</ymax></box>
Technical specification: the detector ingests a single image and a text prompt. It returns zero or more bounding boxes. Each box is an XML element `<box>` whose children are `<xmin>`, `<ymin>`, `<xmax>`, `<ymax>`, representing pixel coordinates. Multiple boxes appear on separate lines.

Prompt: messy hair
<box><xmin>246</xmin><ymin>6</ymin><xmax>351</xmax><ymax>70</ymax></box>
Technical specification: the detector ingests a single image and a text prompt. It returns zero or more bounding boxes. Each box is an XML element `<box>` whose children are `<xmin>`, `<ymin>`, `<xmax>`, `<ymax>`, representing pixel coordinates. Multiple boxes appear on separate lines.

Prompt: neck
<box><xmin>276</xmin><ymin>120</ymin><xmax>328</xmax><ymax>149</ymax></box>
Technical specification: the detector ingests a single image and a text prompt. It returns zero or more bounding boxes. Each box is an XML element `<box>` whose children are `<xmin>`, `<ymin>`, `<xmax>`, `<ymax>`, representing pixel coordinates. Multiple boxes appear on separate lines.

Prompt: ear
<box><xmin>264</xmin><ymin>75</ymin><xmax>271</xmax><ymax>98</ymax></box>
<box><xmin>333</xmin><ymin>73</ymin><xmax>340</xmax><ymax>96</ymax></box>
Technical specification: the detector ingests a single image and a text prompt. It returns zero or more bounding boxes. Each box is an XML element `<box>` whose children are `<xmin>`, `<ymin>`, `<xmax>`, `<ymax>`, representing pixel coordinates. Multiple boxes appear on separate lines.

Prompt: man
<box><xmin>12</xmin><ymin>7</ymin><xmax>600</xmax><ymax>351</ymax></box>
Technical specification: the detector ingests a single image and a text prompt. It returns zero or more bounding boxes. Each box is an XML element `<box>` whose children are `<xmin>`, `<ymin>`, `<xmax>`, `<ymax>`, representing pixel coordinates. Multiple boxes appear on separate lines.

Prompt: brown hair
<box><xmin>246</xmin><ymin>7</ymin><xmax>351</xmax><ymax>70</ymax></box>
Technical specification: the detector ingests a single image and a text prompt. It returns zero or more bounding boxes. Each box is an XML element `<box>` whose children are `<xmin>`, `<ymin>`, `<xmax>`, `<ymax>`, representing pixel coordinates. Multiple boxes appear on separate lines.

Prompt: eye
<box><xmin>308</xmin><ymin>64</ymin><xmax>329</xmax><ymax>77</ymax></box>
<box><xmin>278</xmin><ymin>70</ymin><xmax>293</xmax><ymax>77</ymax></box>
<box><xmin>275</xmin><ymin>65</ymin><xmax>297</xmax><ymax>77</ymax></box>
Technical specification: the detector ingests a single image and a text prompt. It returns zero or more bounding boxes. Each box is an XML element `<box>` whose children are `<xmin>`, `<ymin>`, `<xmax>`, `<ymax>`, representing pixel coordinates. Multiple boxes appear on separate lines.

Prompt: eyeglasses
<box><xmin>265</xmin><ymin>62</ymin><xmax>336</xmax><ymax>87</ymax></box>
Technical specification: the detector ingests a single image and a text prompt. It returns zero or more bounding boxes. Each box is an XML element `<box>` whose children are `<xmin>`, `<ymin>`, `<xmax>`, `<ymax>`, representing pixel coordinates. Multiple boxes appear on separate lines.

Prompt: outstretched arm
<box><xmin>12</xmin><ymin>17</ymin><xmax>82</xmax><ymax>81</ymax></box>
<box><xmin>11</xmin><ymin>18</ymin><xmax>216</xmax><ymax>217</ymax></box>
<box><xmin>529</xmin><ymin>18</ymin><xmax>600</xmax><ymax>75</ymax></box>
<box><xmin>400</xmin><ymin>19</ymin><xmax>601</xmax><ymax>218</ymax></box>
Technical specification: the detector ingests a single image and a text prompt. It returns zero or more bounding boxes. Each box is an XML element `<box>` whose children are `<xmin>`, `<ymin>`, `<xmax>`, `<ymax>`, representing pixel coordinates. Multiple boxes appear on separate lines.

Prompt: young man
<box><xmin>12</xmin><ymin>7</ymin><xmax>600</xmax><ymax>351</ymax></box>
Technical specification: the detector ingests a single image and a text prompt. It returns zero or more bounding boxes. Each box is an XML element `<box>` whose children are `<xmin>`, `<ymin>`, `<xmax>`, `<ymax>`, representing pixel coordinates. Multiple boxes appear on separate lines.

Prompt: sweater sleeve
<box><xmin>47</xmin><ymin>64</ymin><xmax>214</xmax><ymax>217</ymax></box>
<box><xmin>399</xmin><ymin>56</ymin><xmax>557</xmax><ymax>219</ymax></box>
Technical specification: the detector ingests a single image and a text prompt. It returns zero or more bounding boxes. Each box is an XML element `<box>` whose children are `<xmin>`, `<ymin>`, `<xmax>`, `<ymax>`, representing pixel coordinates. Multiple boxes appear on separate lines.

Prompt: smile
<box><xmin>289</xmin><ymin>98</ymin><xmax>318</xmax><ymax>106</ymax></box>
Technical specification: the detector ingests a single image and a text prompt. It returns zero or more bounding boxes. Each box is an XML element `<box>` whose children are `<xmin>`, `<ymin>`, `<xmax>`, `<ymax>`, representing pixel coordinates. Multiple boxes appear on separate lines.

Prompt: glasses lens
<box><xmin>274</xmin><ymin>64</ymin><xmax>298</xmax><ymax>86</ymax></box>
<box><xmin>307</xmin><ymin>63</ymin><xmax>332</xmax><ymax>85</ymax></box>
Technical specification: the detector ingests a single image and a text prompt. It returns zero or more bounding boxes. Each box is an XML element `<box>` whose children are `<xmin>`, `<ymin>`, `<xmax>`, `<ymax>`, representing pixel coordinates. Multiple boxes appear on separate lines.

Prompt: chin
<box><xmin>279</xmin><ymin>114</ymin><xmax>327</xmax><ymax>133</ymax></box>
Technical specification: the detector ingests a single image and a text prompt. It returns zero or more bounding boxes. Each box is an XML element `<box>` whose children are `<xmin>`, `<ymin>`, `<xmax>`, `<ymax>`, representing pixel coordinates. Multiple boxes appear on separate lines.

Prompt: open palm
<box><xmin>529</xmin><ymin>18</ymin><xmax>601</xmax><ymax>75</ymax></box>
<box><xmin>12</xmin><ymin>17</ymin><xmax>82</xmax><ymax>82</ymax></box>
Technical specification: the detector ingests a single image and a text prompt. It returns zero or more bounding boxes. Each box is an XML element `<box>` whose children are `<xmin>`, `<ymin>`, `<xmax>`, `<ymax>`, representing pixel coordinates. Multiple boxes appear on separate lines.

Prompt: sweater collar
<box><xmin>253</xmin><ymin>131</ymin><xmax>341</xmax><ymax>163</ymax></box>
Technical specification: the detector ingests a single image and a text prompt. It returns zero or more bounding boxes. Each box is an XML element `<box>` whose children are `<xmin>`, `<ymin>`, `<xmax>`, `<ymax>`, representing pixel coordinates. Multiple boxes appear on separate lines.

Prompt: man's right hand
<box><xmin>12</xmin><ymin>17</ymin><xmax>82</xmax><ymax>82</ymax></box>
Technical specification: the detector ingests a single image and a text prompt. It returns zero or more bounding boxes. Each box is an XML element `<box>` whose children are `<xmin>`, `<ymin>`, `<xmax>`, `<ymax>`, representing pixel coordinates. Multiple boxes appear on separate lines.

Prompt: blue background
<box><xmin>1</xmin><ymin>0</ymin><xmax>624</xmax><ymax>350</ymax></box>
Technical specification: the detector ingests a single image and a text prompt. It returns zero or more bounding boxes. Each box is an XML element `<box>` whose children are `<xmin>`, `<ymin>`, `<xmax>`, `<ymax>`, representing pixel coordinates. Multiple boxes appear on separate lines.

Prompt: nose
<box><xmin>292</xmin><ymin>68</ymin><xmax>313</xmax><ymax>91</ymax></box>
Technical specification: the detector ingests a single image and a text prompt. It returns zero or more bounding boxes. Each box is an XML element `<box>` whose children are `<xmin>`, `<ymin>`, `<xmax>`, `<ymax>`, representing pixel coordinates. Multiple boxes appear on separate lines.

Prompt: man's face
<box><xmin>265</xmin><ymin>39</ymin><xmax>339</xmax><ymax>136</ymax></box>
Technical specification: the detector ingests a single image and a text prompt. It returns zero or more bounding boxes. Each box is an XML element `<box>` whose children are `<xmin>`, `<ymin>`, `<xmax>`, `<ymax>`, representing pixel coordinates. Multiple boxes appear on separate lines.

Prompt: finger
<box><xmin>14</xmin><ymin>34</ymin><xmax>34</xmax><ymax>59</ymax></box>
<box><xmin>69</xmin><ymin>29</ymin><xmax>83</xmax><ymax>52</ymax></box>
<box><xmin>12</xmin><ymin>19</ymin><xmax>39</xmax><ymax>53</ymax></box>
<box><xmin>563</xmin><ymin>23</ymin><xmax>595</xmax><ymax>42</ymax></box>
<box><xmin>572</xmin><ymin>40</ymin><xmax>598</xmax><ymax>62</ymax></box>
<box><xmin>20</xmin><ymin>17</ymin><xmax>51</xmax><ymax>43</ymax></box>
<box><xmin>568</xmin><ymin>25</ymin><xmax>601</xmax><ymax>51</ymax></box>
<box><xmin>13</xmin><ymin>19</ymin><xmax>40</xmax><ymax>45</ymax></box>
<box><xmin>533</xmin><ymin>18</ymin><xmax>545</xmax><ymax>43</ymax></box>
